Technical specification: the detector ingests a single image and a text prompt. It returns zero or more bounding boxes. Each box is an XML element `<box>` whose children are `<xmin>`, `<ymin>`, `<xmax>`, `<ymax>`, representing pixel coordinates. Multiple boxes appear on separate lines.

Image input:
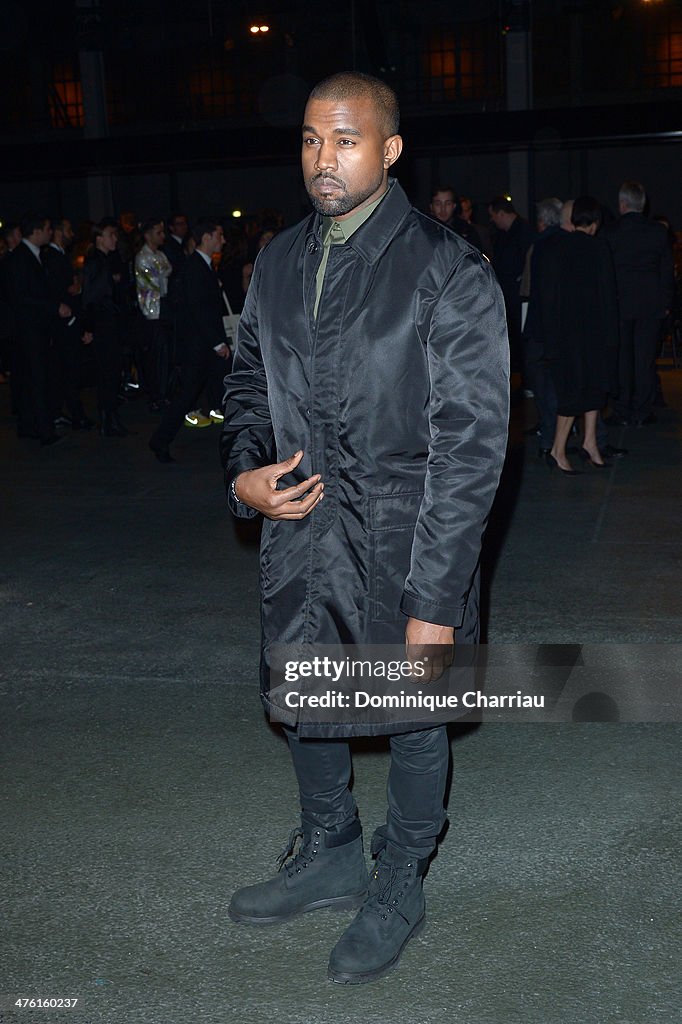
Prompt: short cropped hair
<box><xmin>618</xmin><ymin>180</ymin><xmax>646</xmax><ymax>213</ymax></box>
<box><xmin>430</xmin><ymin>184</ymin><xmax>457</xmax><ymax>203</ymax></box>
<box><xmin>20</xmin><ymin>213</ymin><xmax>50</xmax><ymax>237</ymax></box>
<box><xmin>192</xmin><ymin>218</ymin><xmax>220</xmax><ymax>246</ymax></box>
<box><xmin>308</xmin><ymin>72</ymin><xmax>399</xmax><ymax>139</ymax></box>
<box><xmin>92</xmin><ymin>217</ymin><xmax>117</xmax><ymax>240</ymax></box>
<box><xmin>571</xmin><ymin>196</ymin><xmax>602</xmax><ymax>229</ymax></box>
<box><xmin>140</xmin><ymin>217</ymin><xmax>164</xmax><ymax>236</ymax></box>
<box><xmin>536</xmin><ymin>197</ymin><xmax>562</xmax><ymax>227</ymax></box>
<box><xmin>489</xmin><ymin>196</ymin><xmax>516</xmax><ymax>214</ymax></box>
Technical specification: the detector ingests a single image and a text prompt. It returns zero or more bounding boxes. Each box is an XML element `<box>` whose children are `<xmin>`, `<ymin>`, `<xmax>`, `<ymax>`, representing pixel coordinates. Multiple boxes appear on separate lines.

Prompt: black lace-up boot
<box><xmin>327</xmin><ymin>830</ymin><xmax>428</xmax><ymax>984</ymax></box>
<box><xmin>228</xmin><ymin>818</ymin><xmax>368</xmax><ymax>925</ymax></box>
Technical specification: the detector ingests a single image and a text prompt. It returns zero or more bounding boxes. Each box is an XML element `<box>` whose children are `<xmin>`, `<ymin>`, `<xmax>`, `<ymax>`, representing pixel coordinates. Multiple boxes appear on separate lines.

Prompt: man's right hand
<box><xmin>234</xmin><ymin>450</ymin><xmax>324</xmax><ymax>521</ymax></box>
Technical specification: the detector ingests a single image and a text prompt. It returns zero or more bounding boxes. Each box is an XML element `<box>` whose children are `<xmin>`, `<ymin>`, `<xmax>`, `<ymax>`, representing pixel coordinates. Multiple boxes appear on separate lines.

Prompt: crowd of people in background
<box><xmin>429</xmin><ymin>180</ymin><xmax>679</xmax><ymax>474</ymax></box>
<box><xmin>0</xmin><ymin>180</ymin><xmax>679</xmax><ymax>468</ymax></box>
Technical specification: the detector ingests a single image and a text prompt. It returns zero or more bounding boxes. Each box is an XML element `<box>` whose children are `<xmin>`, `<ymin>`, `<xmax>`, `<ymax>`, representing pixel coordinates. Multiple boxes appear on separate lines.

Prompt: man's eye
<box><xmin>303</xmin><ymin>137</ymin><xmax>319</xmax><ymax>145</ymax></box>
<box><xmin>338</xmin><ymin>139</ymin><xmax>355</xmax><ymax>146</ymax></box>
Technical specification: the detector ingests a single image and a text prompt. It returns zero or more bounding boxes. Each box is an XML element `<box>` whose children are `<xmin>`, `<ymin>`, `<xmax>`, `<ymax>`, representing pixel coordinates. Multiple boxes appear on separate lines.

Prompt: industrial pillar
<box><xmin>504</xmin><ymin>2</ymin><xmax>532</xmax><ymax>217</ymax></box>
<box><xmin>77</xmin><ymin>0</ymin><xmax>113</xmax><ymax>219</ymax></box>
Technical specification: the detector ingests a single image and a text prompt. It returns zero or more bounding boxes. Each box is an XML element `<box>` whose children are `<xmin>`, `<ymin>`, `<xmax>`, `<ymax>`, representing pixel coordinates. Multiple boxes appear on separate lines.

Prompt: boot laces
<box><xmin>275</xmin><ymin>826</ymin><xmax>316</xmax><ymax>877</ymax></box>
<box><xmin>365</xmin><ymin>859</ymin><xmax>411</xmax><ymax>924</ymax></box>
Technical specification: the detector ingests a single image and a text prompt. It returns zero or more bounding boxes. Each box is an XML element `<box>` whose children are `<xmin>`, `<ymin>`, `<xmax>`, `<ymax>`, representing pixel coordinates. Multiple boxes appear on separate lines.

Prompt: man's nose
<box><xmin>315</xmin><ymin>141</ymin><xmax>338</xmax><ymax>171</ymax></box>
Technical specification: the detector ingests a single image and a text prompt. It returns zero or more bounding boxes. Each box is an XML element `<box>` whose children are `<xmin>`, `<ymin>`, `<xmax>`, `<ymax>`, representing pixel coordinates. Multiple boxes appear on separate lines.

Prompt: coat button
<box><xmin>307</xmin><ymin>241</ymin><xmax>317</xmax><ymax>253</ymax></box>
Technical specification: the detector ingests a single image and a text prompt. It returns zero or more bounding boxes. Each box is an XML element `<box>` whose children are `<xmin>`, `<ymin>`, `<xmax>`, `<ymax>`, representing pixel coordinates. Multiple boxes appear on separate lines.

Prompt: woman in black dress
<box><xmin>536</xmin><ymin>196</ymin><xmax>619</xmax><ymax>474</ymax></box>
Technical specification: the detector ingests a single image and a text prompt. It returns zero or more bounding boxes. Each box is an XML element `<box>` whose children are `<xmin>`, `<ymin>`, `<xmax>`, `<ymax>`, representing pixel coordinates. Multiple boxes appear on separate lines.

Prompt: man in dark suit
<box><xmin>605</xmin><ymin>180</ymin><xmax>675</xmax><ymax>426</ymax></box>
<box><xmin>42</xmin><ymin>218</ymin><xmax>92</xmax><ymax>430</ymax></box>
<box><xmin>161</xmin><ymin>213</ymin><xmax>190</xmax><ymax>390</ymax></box>
<box><xmin>149</xmin><ymin>219</ymin><xmax>230</xmax><ymax>462</ymax></box>
<box><xmin>7</xmin><ymin>214</ymin><xmax>72</xmax><ymax>445</ymax></box>
<box><xmin>489</xmin><ymin>195</ymin><xmax>535</xmax><ymax>373</ymax></box>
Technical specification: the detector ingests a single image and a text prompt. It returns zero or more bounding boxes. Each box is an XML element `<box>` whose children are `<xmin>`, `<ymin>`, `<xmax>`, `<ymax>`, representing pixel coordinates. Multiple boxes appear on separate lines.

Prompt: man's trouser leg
<box><xmin>383</xmin><ymin>724</ymin><xmax>449</xmax><ymax>858</ymax></box>
<box><xmin>150</xmin><ymin>348</ymin><xmax>210</xmax><ymax>450</ymax></box>
<box><xmin>286</xmin><ymin>729</ymin><xmax>357</xmax><ymax>830</ymax></box>
<box><xmin>613</xmin><ymin>319</ymin><xmax>635</xmax><ymax>420</ymax></box>
<box><xmin>328</xmin><ymin>726</ymin><xmax>448</xmax><ymax>984</ymax></box>
<box><xmin>632</xmin><ymin>317</ymin><xmax>662</xmax><ymax>423</ymax></box>
<box><xmin>228</xmin><ymin>729</ymin><xmax>367</xmax><ymax>924</ymax></box>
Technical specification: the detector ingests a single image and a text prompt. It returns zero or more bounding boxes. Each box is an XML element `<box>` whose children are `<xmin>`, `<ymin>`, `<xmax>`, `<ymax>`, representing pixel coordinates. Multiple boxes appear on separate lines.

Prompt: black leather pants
<box><xmin>285</xmin><ymin>725</ymin><xmax>449</xmax><ymax>858</ymax></box>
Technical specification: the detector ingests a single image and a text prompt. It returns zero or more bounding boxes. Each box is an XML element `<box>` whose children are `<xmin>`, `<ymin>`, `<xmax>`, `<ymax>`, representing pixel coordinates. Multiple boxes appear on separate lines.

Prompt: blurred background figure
<box><xmin>218</xmin><ymin>225</ymin><xmax>250</xmax><ymax>314</ymax></box>
<box><xmin>459</xmin><ymin>195</ymin><xmax>492</xmax><ymax>257</ymax></box>
<box><xmin>82</xmin><ymin>219</ymin><xmax>128</xmax><ymax>437</ymax></box>
<box><xmin>428</xmin><ymin>185</ymin><xmax>482</xmax><ymax>249</ymax></box>
<box><xmin>605</xmin><ymin>181</ymin><xmax>675</xmax><ymax>427</ymax></box>
<box><xmin>521</xmin><ymin>197</ymin><xmax>564</xmax><ymax>456</ymax></box>
<box><xmin>241</xmin><ymin>226</ymin><xmax>278</xmax><ymax>295</ymax></box>
<box><xmin>0</xmin><ymin>224</ymin><xmax>21</xmax><ymax>386</ymax></box>
<box><xmin>135</xmin><ymin>218</ymin><xmax>173</xmax><ymax>411</ymax></box>
<box><xmin>43</xmin><ymin>218</ymin><xmax>93</xmax><ymax>432</ymax></box>
<box><xmin>535</xmin><ymin>196</ymin><xmax>619</xmax><ymax>473</ymax></box>
<box><xmin>7</xmin><ymin>214</ymin><xmax>72</xmax><ymax>446</ymax></box>
<box><xmin>489</xmin><ymin>195</ymin><xmax>535</xmax><ymax>377</ymax></box>
<box><xmin>149</xmin><ymin>219</ymin><xmax>230</xmax><ymax>463</ymax></box>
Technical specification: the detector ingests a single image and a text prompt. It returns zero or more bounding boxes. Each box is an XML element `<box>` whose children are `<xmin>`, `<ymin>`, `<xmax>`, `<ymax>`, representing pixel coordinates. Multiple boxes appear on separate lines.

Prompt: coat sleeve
<box><xmin>219</xmin><ymin>256</ymin><xmax>275</xmax><ymax>519</ymax></box>
<box><xmin>400</xmin><ymin>251</ymin><xmax>510</xmax><ymax>628</ymax></box>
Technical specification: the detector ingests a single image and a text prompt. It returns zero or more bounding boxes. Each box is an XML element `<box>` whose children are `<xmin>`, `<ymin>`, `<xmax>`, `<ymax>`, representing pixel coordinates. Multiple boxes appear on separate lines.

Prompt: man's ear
<box><xmin>384</xmin><ymin>135</ymin><xmax>403</xmax><ymax>169</ymax></box>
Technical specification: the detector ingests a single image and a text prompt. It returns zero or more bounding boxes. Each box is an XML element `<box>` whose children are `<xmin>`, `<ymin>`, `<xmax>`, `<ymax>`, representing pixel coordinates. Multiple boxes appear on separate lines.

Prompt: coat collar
<box><xmin>304</xmin><ymin>179</ymin><xmax>412</xmax><ymax>266</ymax></box>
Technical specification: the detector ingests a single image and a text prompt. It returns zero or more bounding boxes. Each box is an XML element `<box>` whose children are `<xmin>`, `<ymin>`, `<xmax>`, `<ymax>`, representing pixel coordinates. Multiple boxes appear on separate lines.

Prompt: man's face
<box><xmin>204</xmin><ymin>226</ymin><xmax>224</xmax><ymax>255</ymax></box>
<box><xmin>62</xmin><ymin>220</ymin><xmax>74</xmax><ymax>245</ymax></box>
<box><xmin>101</xmin><ymin>225</ymin><xmax>118</xmax><ymax>252</ymax></box>
<box><xmin>489</xmin><ymin>208</ymin><xmax>509</xmax><ymax>231</ymax></box>
<box><xmin>170</xmin><ymin>216</ymin><xmax>188</xmax><ymax>240</ymax></box>
<box><xmin>146</xmin><ymin>223</ymin><xmax>165</xmax><ymax>249</ymax></box>
<box><xmin>460</xmin><ymin>198</ymin><xmax>473</xmax><ymax>223</ymax></box>
<box><xmin>31</xmin><ymin>221</ymin><xmax>52</xmax><ymax>247</ymax></box>
<box><xmin>302</xmin><ymin>96</ymin><xmax>401</xmax><ymax>220</ymax></box>
<box><xmin>430</xmin><ymin>191</ymin><xmax>456</xmax><ymax>224</ymax></box>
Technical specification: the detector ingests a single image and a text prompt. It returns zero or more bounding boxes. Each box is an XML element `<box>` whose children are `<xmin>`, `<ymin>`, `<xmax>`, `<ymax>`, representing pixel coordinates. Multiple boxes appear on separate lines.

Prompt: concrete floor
<box><xmin>1</xmin><ymin>366</ymin><xmax>681</xmax><ymax>1024</ymax></box>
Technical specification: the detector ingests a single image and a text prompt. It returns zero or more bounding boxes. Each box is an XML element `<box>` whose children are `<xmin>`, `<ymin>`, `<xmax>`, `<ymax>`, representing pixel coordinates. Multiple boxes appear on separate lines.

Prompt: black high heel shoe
<box><xmin>545</xmin><ymin>452</ymin><xmax>581</xmax><ymax>476</ymax></box>
<box><xmin>578</xmin><ymin>448</ymin><xmax>611</xmax><ymax>469</ymax></box>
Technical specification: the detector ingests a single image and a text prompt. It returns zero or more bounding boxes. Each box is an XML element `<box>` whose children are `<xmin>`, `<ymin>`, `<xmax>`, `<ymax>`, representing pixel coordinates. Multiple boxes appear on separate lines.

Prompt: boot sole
<box><xmin>228</xmin><ymin>891</ymin><xmax>367</xmax><ymax>926</ymax></box>
<box><xmin>327</xmin><ymin>914</ymin><xmax>426</xmax><ymax>985</ymax></box>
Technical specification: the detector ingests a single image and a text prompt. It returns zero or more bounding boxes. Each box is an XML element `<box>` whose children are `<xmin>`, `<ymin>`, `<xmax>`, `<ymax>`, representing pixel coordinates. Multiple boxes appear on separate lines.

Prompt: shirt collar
<box><xmin>322</xmin><ymin>188</ymin><xmax>389</xmax><ymax>246</ymax></box>
<box><xmin>22</xmin><ymin>238</ymin><xmax>42</xmax><ymax>262</ymax></box>
<box><xmin>197</xmin><ymin>249</ymin><xmax>213</xmax><ymax>268</ymax></box>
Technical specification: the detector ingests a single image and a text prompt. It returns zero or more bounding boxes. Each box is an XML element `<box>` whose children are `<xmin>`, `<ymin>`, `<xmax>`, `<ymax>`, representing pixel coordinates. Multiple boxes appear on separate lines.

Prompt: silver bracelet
<box><xmin>230</xmin><ymin>477</ymin><xmax>244</xmax><ymax>504</ymax></box>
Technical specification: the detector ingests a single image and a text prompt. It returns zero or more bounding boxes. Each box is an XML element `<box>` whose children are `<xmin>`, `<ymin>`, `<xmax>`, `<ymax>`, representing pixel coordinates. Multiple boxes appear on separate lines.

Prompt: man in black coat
<box><xmin>221</xmin><ymin>73</ymin><xmax>509</xmax><ymax>985</ymax></box>
<box><xmin>605</xmin><ymin>180</ymin><xmax>675</xmax><ymax>426</ymax></box>
<box><xmin>428</xmin><ymin>185</ymin><xmax>483</xmax><ymax>250</ymax></box>
<box><xmin>42</xmin><ymin>218</ymin><xmax>92</xmax><ymax>430</ymax></box>
<box><xmin>161</xmin><ymin>213</ymin><xmax>189</xmax><ymax>306</ymax></box>
<box><xmin>7</xmin><ymin>214</ymin><xmax>72</xmax><ymax>445</ymax></box>
<box><xmin>149</xmin><ymin>219</ymin><xmax>230</xmax><ymax>462</ymax></box>
<box><xmin>489</xmin><ymin>195</ymin><xmax>535</xmax><ymax>372</ymax></box>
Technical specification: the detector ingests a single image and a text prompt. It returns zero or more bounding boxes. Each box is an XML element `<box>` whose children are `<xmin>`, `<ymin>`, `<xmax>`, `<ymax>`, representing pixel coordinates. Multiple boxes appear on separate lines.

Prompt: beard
<box><xmin>306</xmin><ymin>169</ymin><xmax>385</xmax><ymax>217</ymax></box>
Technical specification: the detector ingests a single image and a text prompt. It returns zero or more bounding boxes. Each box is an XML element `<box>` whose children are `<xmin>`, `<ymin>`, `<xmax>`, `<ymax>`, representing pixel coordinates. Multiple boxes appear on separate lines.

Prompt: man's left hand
<box><xmin>405</xmin><ymin>617</ymin><xmax>454</xmax><ymax>683</ymax></box>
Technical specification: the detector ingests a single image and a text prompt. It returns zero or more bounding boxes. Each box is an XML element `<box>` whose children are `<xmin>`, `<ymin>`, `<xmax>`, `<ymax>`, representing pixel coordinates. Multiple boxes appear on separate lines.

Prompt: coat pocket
<box><xmin>369</xmin><ymin>492</ymin><xmax>423</xmax><ymax>622</ymax></box>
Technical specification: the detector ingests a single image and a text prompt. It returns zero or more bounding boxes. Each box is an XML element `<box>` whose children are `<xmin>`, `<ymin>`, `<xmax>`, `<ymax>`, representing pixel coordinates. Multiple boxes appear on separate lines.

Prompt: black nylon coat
<box><xmin>221</xmin><ymin>180</ymin><xmax>509</xmax><ymax>736</ymax></box>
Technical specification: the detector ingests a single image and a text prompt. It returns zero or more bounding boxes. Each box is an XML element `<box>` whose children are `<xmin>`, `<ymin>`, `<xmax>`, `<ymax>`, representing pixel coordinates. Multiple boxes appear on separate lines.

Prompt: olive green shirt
<box><xmin>313</xmin><ymin>189</ymin><xmax>388</xmax><ymax>319</ymax></box>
